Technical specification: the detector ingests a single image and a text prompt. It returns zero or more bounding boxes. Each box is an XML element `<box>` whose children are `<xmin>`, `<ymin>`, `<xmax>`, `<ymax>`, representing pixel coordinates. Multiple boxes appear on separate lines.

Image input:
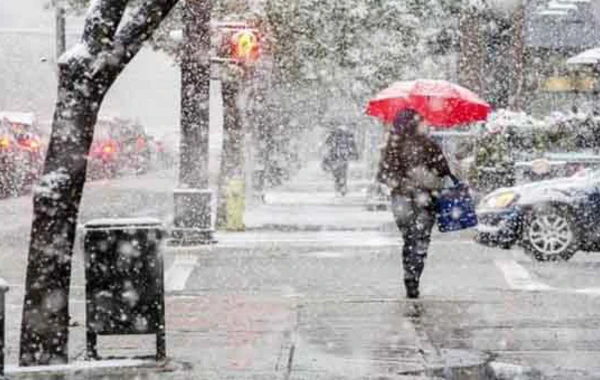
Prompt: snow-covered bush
<box><xmin>468</xmin><ymin>109</ymin><xmax>600</xmax><ymax>191</ymax></box>
<box><xmin>478</xmin><ymin>109</ymin><xmax>600</xmax><ymax>159</ymax></box>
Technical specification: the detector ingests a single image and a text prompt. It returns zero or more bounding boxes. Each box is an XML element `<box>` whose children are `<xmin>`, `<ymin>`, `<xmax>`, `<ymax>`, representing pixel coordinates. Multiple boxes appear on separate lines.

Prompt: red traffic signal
<box><xmin>213</xmin><ymin>22</ymin><xmax>261</xmax><ymax>66</ymax></box>
<box><xmin>230</xmin><ymin>29</ymin><xmax>260</xmax><ymax>63</ymax></box>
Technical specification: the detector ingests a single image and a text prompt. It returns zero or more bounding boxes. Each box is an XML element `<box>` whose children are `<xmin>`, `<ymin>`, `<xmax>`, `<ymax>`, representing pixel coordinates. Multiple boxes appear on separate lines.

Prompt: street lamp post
<box><xmin>55</xmin><ymin>3</ymin><xmax>66</xmax><ymax>58</ymax></box>
<box><xmin>173</xmin><ymin>0</ymin><xmax>216</xmax><ymax>244</ymax></box>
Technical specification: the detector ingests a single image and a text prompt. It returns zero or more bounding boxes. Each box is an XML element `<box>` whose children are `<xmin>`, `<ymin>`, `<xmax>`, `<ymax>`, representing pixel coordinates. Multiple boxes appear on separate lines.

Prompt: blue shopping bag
<box><xmin>435</xmin><ymin>183</ymin><xmax>478</xmax><ymax>233</ymax></box>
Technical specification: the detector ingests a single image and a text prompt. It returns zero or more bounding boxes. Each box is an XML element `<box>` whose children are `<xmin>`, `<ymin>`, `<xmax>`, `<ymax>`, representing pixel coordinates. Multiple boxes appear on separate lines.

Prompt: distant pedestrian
<box><xmin>376</xmin><ymin>110</ymin><xmax>457</xmax><ymax>298</ymax></box>
<box><xmin>322</xmin><ymin>126</ymin><xmax>359</xmax><ymax>196</ymax></box>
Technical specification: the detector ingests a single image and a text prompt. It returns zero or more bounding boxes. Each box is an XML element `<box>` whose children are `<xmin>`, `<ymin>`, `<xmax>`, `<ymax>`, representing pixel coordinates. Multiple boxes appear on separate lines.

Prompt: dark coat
<box><xmin>377</xmin><ymin>129</ymin><xmax>452</xmax><ymax>197</ymax></box>
<box><xmin>325</xmin><ymin>129</ymin><xmax>359</xmax><ymax>162</ymax></box>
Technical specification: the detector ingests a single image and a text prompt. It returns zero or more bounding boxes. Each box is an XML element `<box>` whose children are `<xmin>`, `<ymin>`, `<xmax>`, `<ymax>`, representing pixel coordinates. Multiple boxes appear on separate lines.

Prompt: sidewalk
<box><xmin>245</xmin><ymin>161</ymin><xmax>396</xmax><ymax>232</ymax></box>
<box><xmin>243</xmin><ymin>161</ymin><xmax>475</xmax><ymax>241</ymax></box>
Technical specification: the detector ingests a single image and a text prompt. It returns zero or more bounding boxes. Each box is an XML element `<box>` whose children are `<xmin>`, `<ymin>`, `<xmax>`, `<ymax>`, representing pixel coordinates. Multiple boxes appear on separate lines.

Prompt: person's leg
<box><xmin>333</xmin><ymin>162</ymin><xmax>346</xmax><ymax>195</ymax></box>
<box><xmin>401</xmin><ymin>224</ymin><xmax>421</xmax><ymax>298</ymax></box>
<box><xmin>392</xmin><ymin>194</ymin><xmax>419</xmax><ymax>297</ymax></box>
<box><xmin>401</xmin><ymin>197</ymin><xmax>435</xmax><ymax>298</ymax></box>
<box><xmin>340</xmin><ymin>161</ymin><xmax>348</xmax><ymax>195</ymax></box>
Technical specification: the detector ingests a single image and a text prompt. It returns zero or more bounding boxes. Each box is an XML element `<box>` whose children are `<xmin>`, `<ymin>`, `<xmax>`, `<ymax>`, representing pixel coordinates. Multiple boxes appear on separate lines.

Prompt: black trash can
<box><xmin>83</xmin><ymin>218</ymin><xmax>166</xmax><ymax>360</ymax></box>
<box><xmin>0</xmin><ymin>278</ymin><xmax>8</xmax><ymax>376</ymax></box>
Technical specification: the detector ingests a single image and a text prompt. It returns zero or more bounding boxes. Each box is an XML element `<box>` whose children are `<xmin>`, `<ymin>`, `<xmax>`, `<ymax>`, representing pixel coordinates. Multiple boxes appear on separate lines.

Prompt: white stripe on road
<box><xmin>305</xmin><ymin>251</ymin><xmax>344</xmax><ymax>258</ymax></box>
<box><xmin>165</xmin><ymin>254</ymin><xmax>198</xmax><ymax>292</ymax></box>
<box><xmin>574</xmin><ymin>287</ymin><xmax>600</xmax><ymax>296</ymax></box>
<box><xmin>495</xmin><ymin>259</ymin><xmax>553</xmax><ymax>291</ymax></box>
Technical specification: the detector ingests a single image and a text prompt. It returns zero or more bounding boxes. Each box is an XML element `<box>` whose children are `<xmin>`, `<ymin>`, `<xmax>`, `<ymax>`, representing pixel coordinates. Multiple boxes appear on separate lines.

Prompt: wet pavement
<box><xmin>1</xmin><ymin>164</ymin><xmax>600</xmax><ymax>379</ymax></box>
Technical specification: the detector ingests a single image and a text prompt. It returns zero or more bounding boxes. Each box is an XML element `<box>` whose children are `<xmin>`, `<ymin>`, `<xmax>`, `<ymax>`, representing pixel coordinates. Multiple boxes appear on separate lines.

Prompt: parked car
<box><xmin>87</xmin><ymin>118</ymin><xmax>153</xmax><ymax>179</ymax></box>
<box><xmin>87</xmin><ymin>136</ymin><xmax>120</xmax><ymax>179</ymax></box>
<box><xmin>0</xmin><ymin>125</ymin><xmax>26</xmax><ymax>196</ymax></box>
<box><xmin>0</xmin><ymin>112</ymin><xmax>44</xmax><ymax>195</ymax></box>
<box><xmin>475</xmin><ymin>168</ymin><xmax>600</xmax><ymax>261</ymax></box>
<box><xmin>514</xmin><ymin>152</ymin><xmax>600</xmax><ymax>183</ymax></box>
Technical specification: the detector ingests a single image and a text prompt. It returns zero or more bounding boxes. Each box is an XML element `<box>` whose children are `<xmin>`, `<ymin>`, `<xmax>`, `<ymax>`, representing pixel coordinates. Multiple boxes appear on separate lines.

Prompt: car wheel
<box><xmin>521</xmin><ymin>206</ymin><xmax>578</xmax><ymax>261</ymax></box>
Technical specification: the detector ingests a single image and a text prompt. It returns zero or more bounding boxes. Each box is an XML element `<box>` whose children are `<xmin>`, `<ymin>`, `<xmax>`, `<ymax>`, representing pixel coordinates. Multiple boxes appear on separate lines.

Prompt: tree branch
<box><xmin>82</xmin><ymin>0</ymin><xmax>129</xmax><ymax>54</ymax></box>
<box><xmin>111</xmin><ymin>0</ymin><xmax>180</xmax><ymax>66</ymax></box>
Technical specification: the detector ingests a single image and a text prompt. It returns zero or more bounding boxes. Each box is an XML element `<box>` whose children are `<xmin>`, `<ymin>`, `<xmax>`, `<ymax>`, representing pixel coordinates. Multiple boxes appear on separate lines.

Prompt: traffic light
<box><xmin>231</xmin><ymin>29</ymin><xmax>260</xmax><ymax>63</ymax></box>
<box><xmin>213</xmin><ymin>22</ymin><xmax>261</xmax><ymax>66</ymax></box>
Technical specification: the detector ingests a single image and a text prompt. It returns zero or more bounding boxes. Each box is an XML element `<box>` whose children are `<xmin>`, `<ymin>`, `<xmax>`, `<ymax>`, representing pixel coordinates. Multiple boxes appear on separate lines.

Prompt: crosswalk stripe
<box><xmin>495</xmin><ymin>259</ymin><xmax>553</xmax><ymax>291</ymax></box>
<box><xmin>574</xmin><ymin>287</ymin><xmax>600</xmax><ymax>295</ymax></box>
<box><xmin>165</xmin><ymin>254</ymin><xmax>198</xmax><ymax>292</ymax></box>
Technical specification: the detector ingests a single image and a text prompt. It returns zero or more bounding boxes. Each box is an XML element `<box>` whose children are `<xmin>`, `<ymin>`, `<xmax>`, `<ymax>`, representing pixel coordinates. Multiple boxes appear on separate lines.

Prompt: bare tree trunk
<box><xmin>20</xmin><ymin>64</ymin><xmax>104</xmax><ymax>365</ymax></box>
<box><xmin>179</xmin><ymin>0</ymin><xmax>212</xmax><ymax>189</ymax></box>
<box><xmin>20</xmin><ymin>0</ymin><xmax>179</xmax><ymax>365</ymax></box>
<box><xmin>216</xmin><ymin>81</ymin><xmax>244</xmax><ymax>228</ymax></box>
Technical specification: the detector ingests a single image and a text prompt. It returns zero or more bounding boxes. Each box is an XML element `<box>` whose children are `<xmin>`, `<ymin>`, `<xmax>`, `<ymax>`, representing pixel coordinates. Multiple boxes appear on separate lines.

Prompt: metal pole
<box><xmin>0</xmin><ymin>279</ymin><xmax>9</xmax><ymax>376</ymax></box>
<box><xmin>156</xmin><ymin>234</ymin><xmax>166</xmax><ymax>360</ymax></box>
<box><xmin>217</xmin><ymin>81</ymin><xmax>245</xmax><ymax>230</ymax></box>
<box><xmin>180</xmin><ymin>0</ymin><xmax>211</xmax><ymax>189</ymax></box>
<box><xmin>55</xmin><ymin>4</ymin><xmax>66</xmax><ymax>59</ymax></box>
<box><xmin>509</xmin><ymin>0</ymin><xmax>525</xmax><ymax>111</ymax></box>
<box><xmin>175</xmin><ymin>0</ymin><xmax>215</xmax><ymax>243</ymax></box>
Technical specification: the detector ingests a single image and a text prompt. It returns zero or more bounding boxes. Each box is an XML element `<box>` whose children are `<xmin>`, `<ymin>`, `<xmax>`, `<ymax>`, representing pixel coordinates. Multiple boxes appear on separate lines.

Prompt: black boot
<box><xmin>404</xmin><ymin>279</ymin><xmax>420</xmax><ymax>299</ymax></box>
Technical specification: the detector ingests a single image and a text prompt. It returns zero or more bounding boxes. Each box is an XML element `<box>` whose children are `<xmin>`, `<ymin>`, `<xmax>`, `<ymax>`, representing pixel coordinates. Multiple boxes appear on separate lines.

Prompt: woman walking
<box><xmin>376</xmin><ymin>110</ymin><xmax>456</xmax><ymax>299</ymax></box>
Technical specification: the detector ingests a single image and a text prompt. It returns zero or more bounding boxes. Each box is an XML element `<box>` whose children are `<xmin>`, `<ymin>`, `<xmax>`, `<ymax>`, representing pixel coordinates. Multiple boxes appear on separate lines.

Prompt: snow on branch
<box><xmin>57</xmin><ymin>42</ymin><xmax>92</xmax><ymax>65</ymax></box>
<box><xmin>82</xmin><ymin>0</ymin><xmax>129</xmax><ymax>54</ymax></box>
<box><xmin>60</xmin><ymin>0</ymin><xmax>178</xmax><ymax>77</ymax></box>
<box><xmin>111</xmin><ymin>0</ymin><xmax>179</xmax><ymax>65</ymax></box>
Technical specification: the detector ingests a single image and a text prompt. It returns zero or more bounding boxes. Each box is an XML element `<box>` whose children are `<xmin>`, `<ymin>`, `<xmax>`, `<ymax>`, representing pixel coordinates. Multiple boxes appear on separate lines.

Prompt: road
<box><xmin>1</xmin><ymin>169</ymin><xmax>600</xmax><ymax>378</ymax></box>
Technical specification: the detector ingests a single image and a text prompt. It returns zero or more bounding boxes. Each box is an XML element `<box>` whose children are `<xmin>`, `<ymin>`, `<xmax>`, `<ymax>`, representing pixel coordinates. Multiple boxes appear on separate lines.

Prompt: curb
<box><xmin>400</xmin><ymin>354</ymin><xmax>544</xmax><ymax>380</ymax></box>
<box><xmin>486</xmin><ymin>362</ymin><xmax>543</xmax><ymax>380</ymax></box>
<box><xmin>397</xmin><ymin>349</ymin><xmax>491</xmax><ymax>380</ymax></box>
<box><xmin>2</xmin><ymin>358</ymin><xmax>190</xmax><ymax>380</ymax></box>
<box><xmin>244</xmin><ymin>223</ymin><xmax>398</xmax><ymax>233</ymax></box>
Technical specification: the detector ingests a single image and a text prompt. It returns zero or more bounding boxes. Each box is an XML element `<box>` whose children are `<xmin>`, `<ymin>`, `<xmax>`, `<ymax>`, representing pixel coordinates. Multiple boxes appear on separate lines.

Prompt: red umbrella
<box><xmin>366</xmin><ymin>80</ymin><xmax>490</xmax><ymax>127</ymax></box>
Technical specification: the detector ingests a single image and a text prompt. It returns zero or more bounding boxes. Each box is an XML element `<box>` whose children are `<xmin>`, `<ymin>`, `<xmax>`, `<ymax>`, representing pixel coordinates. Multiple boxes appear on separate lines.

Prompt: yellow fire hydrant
<box><xmin>225</xmin><ymin>179</ymin><xmax>245</xmax><ymax>231</ymax></box>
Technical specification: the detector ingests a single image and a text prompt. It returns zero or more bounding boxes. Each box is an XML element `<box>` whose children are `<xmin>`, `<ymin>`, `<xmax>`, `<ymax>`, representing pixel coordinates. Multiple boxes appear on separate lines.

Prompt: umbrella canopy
<box><xmin>566</xmin><ymin>47</ymin><xmax>600</xmax><ymax>66</ymax></box>
<box><xmin>365</xmin><ymin>80</ymin><xmax>491</xmax><ymax>127</ymax></box>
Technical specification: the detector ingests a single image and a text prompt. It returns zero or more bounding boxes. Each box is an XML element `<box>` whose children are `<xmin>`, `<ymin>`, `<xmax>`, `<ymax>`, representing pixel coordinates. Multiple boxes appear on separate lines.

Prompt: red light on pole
<box><xmin>213</xmin><ymin>23</ymin><xmax>261</xmax><ymax>67</ymax></box>
<box><xmin>0</xmin><ymin>137</ymin><xmax>10</xmax><ymax>150</ymax></box>
<box><xmin>230</xmin><ymin>29</ymin><xmax>260</xmax><ymax>64</ymax></box>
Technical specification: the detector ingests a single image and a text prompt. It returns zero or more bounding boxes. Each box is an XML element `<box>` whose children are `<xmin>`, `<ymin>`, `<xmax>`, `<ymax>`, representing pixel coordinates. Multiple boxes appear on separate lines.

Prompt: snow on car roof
<box><xmin>0</xmin><ymin>111</ymin><xmax>36</xmax><ymax>125</ymax></box>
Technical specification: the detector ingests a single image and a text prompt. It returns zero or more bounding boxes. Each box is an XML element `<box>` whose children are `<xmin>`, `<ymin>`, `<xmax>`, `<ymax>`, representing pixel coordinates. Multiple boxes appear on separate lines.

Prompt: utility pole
<box><xmin>216</xmin><ymin>80</ymin><xmax>245</xmax><ymax>230</ymax></box>
<box><xmin>173</xmin><ymin>0</ymin><xmax>215</xmax><ymax>244</ymax></box>
<box><xmin>211</xmin><ymin>21</ymin><xmax>261</xmax><ymax>230</ymax></box>
<box><xmin>509</xmin><ymin>0</ymin><xmax>525</xmax><ymax>111</ymax></box>
<box><xmin>458</xmin><ymin>5</ymin><xmax>484</xmax><ymax>96</ymax></box>
<box><xmin>55</xmin><ymin>4</ymin><xmax>66</xmax><ymax>58</ymax></box>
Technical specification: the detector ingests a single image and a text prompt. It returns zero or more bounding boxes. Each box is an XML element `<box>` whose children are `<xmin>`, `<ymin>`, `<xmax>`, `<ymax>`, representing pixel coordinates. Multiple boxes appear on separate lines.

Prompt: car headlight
<box><xmin>483</xmin><ymin>191</ymin><xmax>518</xmax><ymax>209</ymax></box>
